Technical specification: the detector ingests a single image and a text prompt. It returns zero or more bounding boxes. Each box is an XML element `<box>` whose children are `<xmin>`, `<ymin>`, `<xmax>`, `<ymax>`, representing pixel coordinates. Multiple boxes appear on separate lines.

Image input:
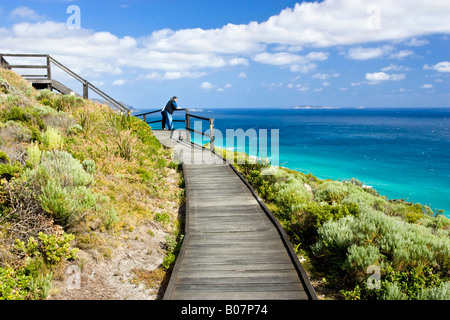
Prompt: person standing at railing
<box><xmin>163</xmin><ymin>96</ymin><xmax>180</xmax><ymax>131</ymax></box>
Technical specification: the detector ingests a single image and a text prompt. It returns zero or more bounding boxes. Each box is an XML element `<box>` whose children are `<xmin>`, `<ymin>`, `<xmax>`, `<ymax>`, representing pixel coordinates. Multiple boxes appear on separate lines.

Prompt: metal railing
<box><xmin>134</xmin><ymin>109</ymin><xmax>215</xmax><ymax>150</ymax></box>
<box><xmin>0</xmin><ymin>53</ymin><xmax>130</xmax><ymax>114</ymax></box>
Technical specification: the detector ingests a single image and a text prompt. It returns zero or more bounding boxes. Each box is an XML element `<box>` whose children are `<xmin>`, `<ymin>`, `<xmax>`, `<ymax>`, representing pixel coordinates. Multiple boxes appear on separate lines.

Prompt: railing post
<box><xmin>210</xmin><ymin>118</ymin><xmax>215</xmax><ymax>151</ymax></box>
<box><xmin>46</xmin><ymin>55</ymin><xmax>52</xmax><ymax>80</ymax></box>
<box><xmin>83</xmin><ymin>81</ymin><xmax>89</xmax><ymax>99</ymax></box>
<box><xmin>185</xmin><ymin>109</ymin><xmax>191</xmax><ymax>143</ymax></box>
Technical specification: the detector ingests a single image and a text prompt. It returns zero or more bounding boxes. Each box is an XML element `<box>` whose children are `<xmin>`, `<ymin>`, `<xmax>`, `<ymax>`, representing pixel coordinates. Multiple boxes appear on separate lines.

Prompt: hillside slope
<box><xmin>0</xmin><ymin>69</ymin><xmax>184</xmax><ymax>300</ymax></box>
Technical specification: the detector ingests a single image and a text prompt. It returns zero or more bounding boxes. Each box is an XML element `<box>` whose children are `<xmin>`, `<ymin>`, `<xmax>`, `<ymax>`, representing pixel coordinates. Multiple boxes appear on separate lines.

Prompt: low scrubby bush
<box><xmin>38</xmin><ymin>150</ymin><xmax>94</xmax><ymax>188</ymax></box>
<box><xmin>315</xmin><ymin>181</ymin><xmax>349</xmax><ymax>204</ymax></box>
<box><xmin>0</xmin><ymin>266</ymin><xmax>52</xmax><ymax>300</ymax></box>
<box><xmin>312</xmin><ymin>208</ymin><xmax>450</xmax><ymax>299</ymax></box>
<box><xmin>41</xmin><ymin>127</ymin><xmax>64</xmax><ymax>150</ymax></box>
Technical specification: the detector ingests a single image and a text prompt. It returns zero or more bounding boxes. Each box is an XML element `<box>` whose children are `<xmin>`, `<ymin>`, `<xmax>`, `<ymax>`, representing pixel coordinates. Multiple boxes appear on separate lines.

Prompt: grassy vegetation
<box><xmin>217</xmin><ymin>147</ymin><xmax>450</xmax><ymax>300</ymax></box>
<box><xmin>0</xmin><ymin>69</ymin><xmax>184</xmax><ymax>299</ymax></box>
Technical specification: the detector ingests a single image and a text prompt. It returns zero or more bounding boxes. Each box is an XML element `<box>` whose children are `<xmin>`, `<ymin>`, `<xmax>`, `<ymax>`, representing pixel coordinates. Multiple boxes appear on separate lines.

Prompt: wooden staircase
<box><xmin>31</xmin><ymin>79</ymin><xmax>81</xmax><ymax>96</ymax></box>
<box><xmin>0</xmin><ymin>53</ymin><xmax>128</xmax><ymax>113</ymax></box>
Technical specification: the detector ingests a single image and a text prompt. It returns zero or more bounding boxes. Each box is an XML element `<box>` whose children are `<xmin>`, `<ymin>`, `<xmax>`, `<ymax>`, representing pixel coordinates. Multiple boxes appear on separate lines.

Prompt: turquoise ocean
<box><xmin>138</xmin><ymin>107</ymin><xmax>450</xmax><ymax>217</ymax></box>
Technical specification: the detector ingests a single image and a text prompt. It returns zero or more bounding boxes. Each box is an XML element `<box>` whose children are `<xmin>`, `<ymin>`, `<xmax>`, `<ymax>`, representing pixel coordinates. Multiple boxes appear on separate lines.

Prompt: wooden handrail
<box><xmin>0</xmin><ymin>53</ymin><xmax>129</xmax><ymax>114</ymax></box>
<box><xmin>134</xmin><ymin>108</ymin><xmax>214</xmax><ymax>150</ymax></box>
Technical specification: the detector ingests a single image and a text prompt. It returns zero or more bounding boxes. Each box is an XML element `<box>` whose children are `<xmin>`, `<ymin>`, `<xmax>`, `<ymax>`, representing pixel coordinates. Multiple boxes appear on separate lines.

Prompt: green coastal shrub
<box><xmin>39</xmin><ymin>181</ymin><xmax>97</xmax><ymax>226</ymax></box>
<box><xmin>14</xmin><ymin>232</ymin><xmax>79</xmax><ymax>265</ymax></box>
<box><xmin>0</xmin><ymin>266</ymin><xmax>52</xmax><ymax>300</ymax></box>
<box><xmin>26</xmin><ymin>142</ymin><xmax>42</xmax><ymax>168</ymax></box>
<box><xmin>18</xmin><ymin>149</ymin><xmax>117</xmax><ymax>228</ymax></box>
<box><xmin>32</xmin><ymin>104</ymin><xmax>56</xmax><ymax>117</ymax></box>
<box><xmin>382</xmin><ymin>282</ymin><xmax>409</xmax><ymax>300</ymax></box>
<box><xmin>41</xmin><ymin>127</ymin><xmax>64</xmax><ymax>150</ymax></box>
<box><xmin>20</xmin><ymin>150</ymin><xmax>97</xmax><ymax>226</ymax></box>
<box><xmin>343</xmin><ymin>244</ymin><xmax>381</xmax><ymax>278</ymax></box>
<box><xmin>38</xmin><ymin>150</ymin><xmax>94</xmax><ymax>188</ymax></box>
<box><xmin>315</xmin><ymin>181</ymin><xmax>349</xmax><ymax>204</ymax></box>
<box><xmin>314</xmin><ymin>209</ymin><xmax>450</xmax><ymax>271</ymax></box>
<box><xmin>0</xmin><ymin>151</ymin><xmax>9</xmax><ymax>164</ymax></box>
<box><xmin>294</xmin><ymin>201</ymin><xmax>360</xmax><ymax>247</ymax></box>
<box><xmin>0</xmin><ymin>163</ymin><xmax>21</xmax><ymax>180</ymax></box>
<box><xmin>312</xmin><ymin>207</ymin><xmax>450</xmax><ymax>299</ymax></box>
<box><xmin>416</xmin><ymin>282</ymin><xmax>450</xmax><ymax>300</ymax></box>
<box><xmin>1</xmin><ymin>105</ymin><xmax>30</xmax><ymax>123</ymax></box>
<box><xmin>274</xmin><ymin>177</ymin><xmax>312</xmax><ymax>212</ymax></box>
<box><xmin>82</xmin><ymin>159</ymin><xmax>96</xmax><ymax>175</ymax></box>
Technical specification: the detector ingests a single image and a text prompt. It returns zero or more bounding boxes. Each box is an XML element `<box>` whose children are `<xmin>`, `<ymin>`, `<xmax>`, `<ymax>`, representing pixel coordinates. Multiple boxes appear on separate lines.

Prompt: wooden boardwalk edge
<box><xmin>163</xmin><ymin>162</ymin><xmax>192</xmax><ymax>300</ymax></box>
<box><xmin>224</xmin><ymin>160</ymin><xmax>318</xmax><ymax>300</ymax></box>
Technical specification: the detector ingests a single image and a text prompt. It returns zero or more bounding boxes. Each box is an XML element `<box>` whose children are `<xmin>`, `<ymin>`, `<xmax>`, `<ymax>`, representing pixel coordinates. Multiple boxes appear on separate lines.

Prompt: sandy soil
<box><xmin>47</xmin><ymin>219</ymin><xmax>172</xmax><ymax>300</ymax></box>
<box><xmin>48</xmin><ymin>168</ymin><xmax>183</xmax><ymax>300</ymax></box>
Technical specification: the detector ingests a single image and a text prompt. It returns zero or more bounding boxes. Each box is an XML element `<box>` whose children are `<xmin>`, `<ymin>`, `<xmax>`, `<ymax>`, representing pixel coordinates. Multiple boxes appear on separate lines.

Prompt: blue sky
<box><xmin>0</xmin><ymin>0</ymin><xmax>449</xmax><ymax>110</ymax></box>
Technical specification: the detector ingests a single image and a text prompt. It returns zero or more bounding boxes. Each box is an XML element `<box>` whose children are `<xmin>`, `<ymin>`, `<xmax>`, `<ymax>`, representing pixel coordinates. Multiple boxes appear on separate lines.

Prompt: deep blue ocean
<box><xmin>137</xmin><ymin>108</ymin><xmax>450</xmax><ymax>217</ymax></box>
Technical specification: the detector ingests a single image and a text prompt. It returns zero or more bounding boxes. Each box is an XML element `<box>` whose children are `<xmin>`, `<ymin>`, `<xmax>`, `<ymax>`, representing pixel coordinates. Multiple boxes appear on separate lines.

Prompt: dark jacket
<box><xmin>164</xmin><ymin>99</ymin><xmax>178</xmax><ymax>114</ymax></box>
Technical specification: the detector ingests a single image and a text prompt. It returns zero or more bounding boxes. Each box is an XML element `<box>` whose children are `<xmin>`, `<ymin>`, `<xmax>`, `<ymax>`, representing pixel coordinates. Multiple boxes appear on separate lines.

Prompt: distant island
<box><xmin>290</xmin><ymin>105</ymin><xmax>340</xmax><ymax>110</ymax></box>
<box><xmin>91</xmin><ymin>98</ymin><xmax>137</xmax><ymax>111</ymax></box>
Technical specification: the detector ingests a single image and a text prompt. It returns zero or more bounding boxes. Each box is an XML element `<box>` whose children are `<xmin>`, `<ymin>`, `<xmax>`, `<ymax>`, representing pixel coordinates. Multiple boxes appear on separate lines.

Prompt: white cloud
<box><xmin>290</xmin><ymin>63</ymin><xmax>317</xmax><ymax>73</ymax></box>
<box><xmin>112</xmin><ymin>79</ymin><xmax>126</xmax><ymax>86</ymax></box>
<box><xmin>405</xmin><ymin>38</ymin><xmax>429</xmax><ymax>47</ymax></box>
<box><xmin>421</xmin><ymin>84</ymin><xmax>434</xmax><ymax>89</ymax></box>
<box><xmin>348</xmin><ymin>46</ymin><xmax>388</xmax><ymax>60</ymax></box>
<box><xmin>238</xmin><ymin>72</ymin><xmax>247</xmax><ymax>78</ymax></box>
<box><xmin>229</xmin><ymin>57</ymin><xmax>249</xmax><ymax>66</ymax></box>
<box><xmin>389</xmin><ymin>50</ymin><xmax>413</xmax><ymax>60</ymax></box>
<box><xmin>381</xmin><ymin>64</ymin><xmax>409</xmax><ymax>72</ymax></box>
<box><xmin>252</xmin><ymin>52</ymin><xmax>307</xmax><ymax>66</ymax></box>
<box><xmin>252</xmin><ymin>51</ymin><xmax>328</xmax><ymax>74</ymax></box>
<box><xmin>263</xmin><ymin>82</ymin><xmax>284</xmax><ymax>90</ymax></box>
<box><xmin>1</xmin><ymin>0</ymin><xmax>449</xmax><ymax>82</ymax></box>
<box><xmin>200</xmin><ymin>82</ymin><xmax>214</xmax><ymax>90</ymax></box>
<box><xmin>348</xmin><ymin>45</ymin><xmax>412</xmax><ymax>60</ymax></box>
<box><xmin>366</xmin><ymin>72</ymin><xmax>406</xmax><ymax>84</ymax></box>
<box><xmin>312</xmin><ymin>73</ymin><xmax>339</xmax><ymax>80</ymax></box>
<box><xmin>10</xmin><ymin>6</ymin><xmax>45</xmax><ymax>21</ymax></box>
<box><xmin>390</xmin><ymin>74</ymin><xmax>406</xmax><ymax>81</ymax></box>
<box><xmin>163</xmin><ymin>71</ymin><xmax>207</xmax><ymax>80</ymax></box>
<box><xmin>144</xmin><ymin>0</ymin><xmax>450</xmax><ymax>54</ymax></box>
<box><xmin>424</xmin><ymin>61</ymin><xmax>450</xmax><ymax>73</ymax></box>
<box><xmin>217</xmin><ymin>83</ymin><xmax>232</xmax><ymax>92</ymax></box>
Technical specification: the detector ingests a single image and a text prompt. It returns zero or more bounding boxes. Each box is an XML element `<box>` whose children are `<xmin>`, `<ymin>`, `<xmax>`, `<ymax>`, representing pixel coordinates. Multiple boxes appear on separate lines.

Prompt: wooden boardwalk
<box><xmin>153</xmin><ymin>130</ymin><xmax>317</xmax><ymax>300</ymax></box>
